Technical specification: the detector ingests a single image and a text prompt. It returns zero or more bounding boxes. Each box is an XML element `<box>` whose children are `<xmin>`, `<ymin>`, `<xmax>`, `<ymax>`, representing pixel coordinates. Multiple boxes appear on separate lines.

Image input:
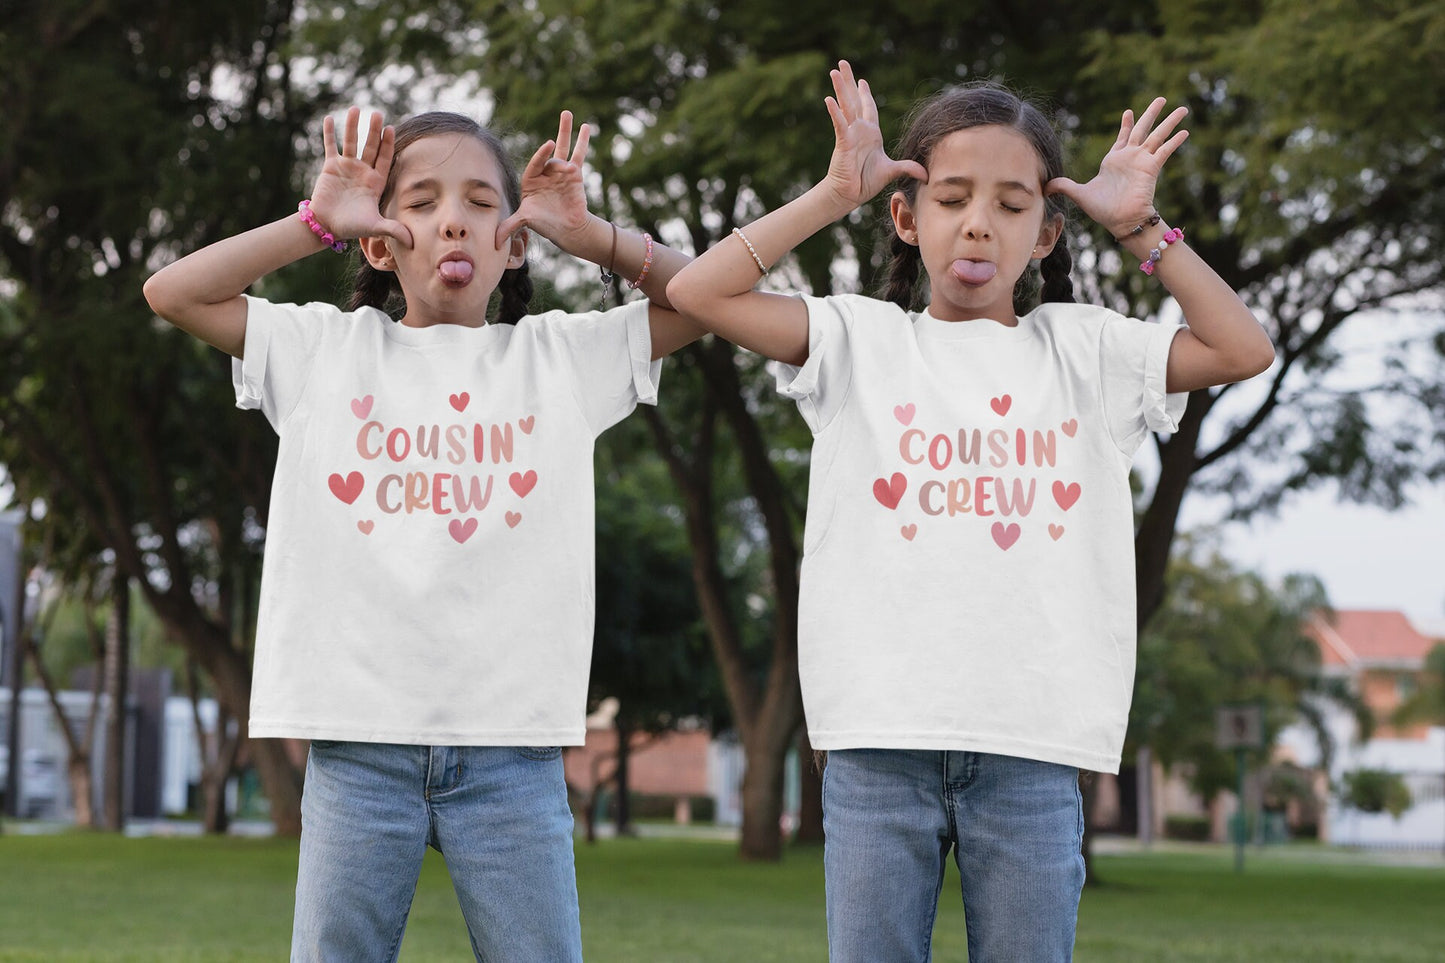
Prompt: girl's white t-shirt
<box><xmin>779</xmin><ymin>294</ymin><xmax>1185</xmax><ymax>773</ymax></box>
<box><xmin>234</xmin><ymin>295</ymin><xmax>659</xmax><ymax>746</ymax></box>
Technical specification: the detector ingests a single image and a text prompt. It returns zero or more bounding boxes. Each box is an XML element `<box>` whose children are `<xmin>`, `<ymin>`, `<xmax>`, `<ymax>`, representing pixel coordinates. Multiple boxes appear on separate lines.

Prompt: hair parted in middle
<box><xmin>880</xmin><ymin>82</ymin><xmax>1075</xmax><ymax>314</ymax></box>
<box><xmin>346</xmin><ymin>111</ymin><xmax>534</xmax><ymax>325</ymax></box>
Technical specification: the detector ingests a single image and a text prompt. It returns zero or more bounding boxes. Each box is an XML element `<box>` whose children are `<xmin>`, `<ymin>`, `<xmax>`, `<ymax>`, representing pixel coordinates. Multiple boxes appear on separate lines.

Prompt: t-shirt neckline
<box><xmin>914</xmin><ymin>307</ymin><xmax>1035</xmax><ymax>342</ymax></box>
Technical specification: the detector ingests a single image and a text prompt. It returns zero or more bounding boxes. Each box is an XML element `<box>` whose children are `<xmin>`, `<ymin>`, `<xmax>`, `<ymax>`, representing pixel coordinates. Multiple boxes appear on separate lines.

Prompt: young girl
<box><xmin>144</xmin><ymin>106</ymin><xmax>698</xmax><ymax>961</ymax></box>
<box><xmin>667</xmin><ymin>62</ymin><xmax>1274</xmax><ymax>961</ymax></box>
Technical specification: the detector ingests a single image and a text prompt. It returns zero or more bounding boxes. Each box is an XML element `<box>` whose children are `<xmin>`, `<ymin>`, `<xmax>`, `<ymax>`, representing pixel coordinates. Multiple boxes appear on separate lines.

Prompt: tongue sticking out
<box><xmin>439</xmin><ymin>260</ymin><xmax>473</xmax><ymax>283</ymax></box>
<box><xmin>951</xmin><ymin>259</ymin><xmax>997</xmax><ymax>285</ymax></box>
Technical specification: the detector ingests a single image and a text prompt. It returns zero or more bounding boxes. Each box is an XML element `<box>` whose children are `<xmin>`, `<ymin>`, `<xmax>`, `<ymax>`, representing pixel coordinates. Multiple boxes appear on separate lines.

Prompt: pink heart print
<box><xmin>351</xmin><ymin>396</ymin><xmax>374</xmax><ymax>419</ymax></box>
<box><xmin>518</xmin><ymin>416</ymin><xmax>536</xmax><ymax>434</ymax></box>
<box><xmin>449</xmin><ymin>392</ymin><xmax>470</xmax><ymax>412</ymax></box>
<box><xmin>448</xmin><ymin>518</ymin><xmax>478</xmax><ymax>543</ymax></box>
<box><xmin>872</xmin><ymin>473</ymin><xmax>907</xmax><ymax>510</ymax></box>
<box><xmin>1048</xmin><ymin>524</ymin><xmax>1065</xmax><ymax>541</ymax></box>
<box><xmin>990</xmin><ymin>395</ymin><xmax>1012</xmax><ymax>416</ymax></box>
<box><xmin>505</xmin><ymin>511</ymin><xmax>522</xmax><ymax>528</ymax></box>
<box><xmin>893</xmin><ymin>403</ymin><xmax>915</xmax><ymax>426</ymax></box>
<box><xmin>509</xmin><ymin>470</ymin><xmax>538</xmax><ymax>498</ymax></box>
<box><xmin>356</xmin><ymin>520</ymin><xmax>375</xmax><ymax>535</ymax></box>
<box><xmin>900</xmin><ymin>524</ymin><xmax>918</xmax><ymax>541</ymax></box>
<box><xmin>1052</xmin><ymin>481</ymin><xmax>1081</xmax><ymax>511</ymax></box>
<box><xmin>1061</xmin><ymin>419</ymin><xmax>1078</xmax><ymax>437</ymax></box>
<box><xmin>328</xmin><ymin>471</ymin><xmax>364</xmax><ymax>505</ymax></box>
<box><xmin>991</xmin><ymin>522</ymin><xmax>1021</xmax><ymax>550</ymax></box>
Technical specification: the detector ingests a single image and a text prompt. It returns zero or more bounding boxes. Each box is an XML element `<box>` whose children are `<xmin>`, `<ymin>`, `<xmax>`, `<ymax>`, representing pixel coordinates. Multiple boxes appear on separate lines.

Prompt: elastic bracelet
<box><xmin>1114</xmin><ymin>212</ymin><xmax>1161</xmax><ymax>243</ymax></box>
<box><xmin>298</xmin><ymin>199</ymin><xmax>347</xmax><ymax>253</ymax></box>
<box><xmin>627</xmin><ymin>232</ymin><xmax>654</xmax><ymax>289</ymax></box>
<box><xmin>598</xmin><ymin>222</ymin><xmax>618</xmax><ymax>309</ymax></box>
<box><xmin>1139</xmin><ymin>227</ymin><xmax>1185</xmax><ymax>276</ymax></box>
<box><xmin>732</xmin><ymin>227</ymin><xmax>768</xmax><ymax>276</ymax></box>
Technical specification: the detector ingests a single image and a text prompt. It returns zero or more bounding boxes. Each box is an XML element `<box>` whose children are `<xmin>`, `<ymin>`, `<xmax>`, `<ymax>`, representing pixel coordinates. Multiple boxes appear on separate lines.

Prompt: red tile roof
<box><xmin>1307</xmin><ymin>609</ymin><xmax>1437</xmax><ymax>668</ymax></box>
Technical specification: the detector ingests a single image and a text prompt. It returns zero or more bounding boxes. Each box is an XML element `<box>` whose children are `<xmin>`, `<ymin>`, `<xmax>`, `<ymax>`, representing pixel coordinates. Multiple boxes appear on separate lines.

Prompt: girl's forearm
<box><xmin>692</xmin><ymin>183</ymin><xmax>854</xmax><ymax>297</ymax></box>
<box><xmin>549</xmin><ymin>213</ymin><xmax>690</xmax><ymax>309</ymax></box>
<box><xmin>1120</xmin><ymin>222</ymin><xmax>1275</xmax><ymax>391</ymax></box>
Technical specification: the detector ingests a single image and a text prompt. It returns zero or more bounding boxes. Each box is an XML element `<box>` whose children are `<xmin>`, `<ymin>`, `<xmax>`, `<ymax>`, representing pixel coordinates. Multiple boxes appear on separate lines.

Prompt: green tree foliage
<box><xmin>1130</xmin><ymin>538</ymin><xmax>1368</xmax><ymax>802</ymax></box>
<box><xmin>0</xmin><ymin>0</ymin><xmax>340</xmax><ymax>833</ymax></box>
<box><xmin>1341</xmin><ymin>767</ymin><xmax>1412</xmax><ymax>819</ymax></box>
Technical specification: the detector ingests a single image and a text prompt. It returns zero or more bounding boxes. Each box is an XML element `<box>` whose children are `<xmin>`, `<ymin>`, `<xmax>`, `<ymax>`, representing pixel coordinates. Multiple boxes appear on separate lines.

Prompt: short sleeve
<box><xmin>546</xmin><ymin>299</ymin><xmax>661</xmax><ymax>436</ymax></box>
<box><xmin>1098</xmin><ymin>315</ymin><xmax>1188</xmax><ymax>455</ymax></box>
<box><xmin>231</xmin><ymin>295</ymin><xmax>335</xmax><ymax>431</ymax></box>
<box><xmin>774</xmin><ymin>294</ymin><xmax>858</xmax><ymax>434</ymax></box>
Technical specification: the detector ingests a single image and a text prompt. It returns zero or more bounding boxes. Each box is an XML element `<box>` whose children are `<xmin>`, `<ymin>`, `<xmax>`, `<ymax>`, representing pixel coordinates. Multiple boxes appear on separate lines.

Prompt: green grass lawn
<box><xmin>0</xmin><ymin>830</ymin><xmax>1441</xmax><ymax>961</ymax></box>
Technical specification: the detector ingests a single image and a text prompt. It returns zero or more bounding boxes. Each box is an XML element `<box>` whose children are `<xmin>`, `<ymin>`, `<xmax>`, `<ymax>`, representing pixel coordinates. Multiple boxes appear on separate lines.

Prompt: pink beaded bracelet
<box><xmin>298</xmin><ymin>199</ymin><xmax>347</xmax><ymax>253</ymax></box>
<box><xmin>1139</xmin><ymin>227</ymin><xmax>1184</xmax><ymax>276</ymax></box>
<box><xmin>628</xmin><ymin>232</ymin><xmax>654</xmax><ymax>289</ymax></box>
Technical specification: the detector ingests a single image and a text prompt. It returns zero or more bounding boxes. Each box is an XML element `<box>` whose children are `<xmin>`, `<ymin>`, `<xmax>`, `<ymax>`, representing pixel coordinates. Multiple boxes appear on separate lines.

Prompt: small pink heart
<box><xmin>1061</xmin><ymin>418</ymin><xmax>1078</xmax><ymax>437</ymax></box>
<box><xmin>356</xmin><ymin>520</ymin><xmax>375</xmax><ymax>535</ymax></box>
<box><xmin>328</xmin><ymin>471</ymin><xmax>364</xmax><ymax>505</ymax></box>
<box><xmin>893</xmin><ymin>403</ymin><xmax>915</xmax><ymax>426</ymax></box>
<box><xmin>448</xmin><ymin>518</ymin><xmax>478</xmax><ymax>543</ymax></box>
<box><xmin>505</xmin><ymin>511</ymin><xmax>522</xmax><ymax>528</ymax></box>
<box><xmin>1052</xmin><ymin>481</ymin><xmax>1081</xmax><ymax>512</ymax></box>
<box><xmin>990</xmin><ymin>395</ymin><xmax>1012</xmax><ymax>416</ymax></box>
<box><xmin>872</xmin><ymin>473</ymin><xmax>907</xmax><ymax>510</ymax></box>
<box><xmin>449</xmin><ymin>392</ymin><xmax>470</xmax><ymax>412</ymax></box>
<box><xmin>509</xmin><ymin>470</ymin><xmax>538</xmax><ymax>498</ymax></box>
<box><xmin>900</xmin><ymin>524</ymin><xmax>917</xmax><ymax>541</ymax></box>
<box><xmin>518</xmin><ymin>415</ymin><xmax>536</xmax><ymax>434</ymax></box>
<box><xmin>991</xmin><ymin>521</ymin><xmax>1021</xmax><ymax>551</ymax></box>
<box><xmin>351</xmin><ymin>396</ymin><xmax>374</xmax><ymax>419</ymax></box>
<box><xmin>1048</xmin><ymin>524</ymin><xmax>1064</xmax><ymax>541</ymax></box>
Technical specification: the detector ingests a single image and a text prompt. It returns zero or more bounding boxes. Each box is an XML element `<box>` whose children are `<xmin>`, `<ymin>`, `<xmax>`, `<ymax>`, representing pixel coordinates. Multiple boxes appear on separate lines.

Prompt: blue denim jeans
<box><xmin>291</xmin><ymin>742</ymin><xmax>581</xmax><ymax>963</ymax></box>
<box><xmin>823</xmin><ymin>749</ymin><xmax>1085</xmax><ymax>963</ymax></box>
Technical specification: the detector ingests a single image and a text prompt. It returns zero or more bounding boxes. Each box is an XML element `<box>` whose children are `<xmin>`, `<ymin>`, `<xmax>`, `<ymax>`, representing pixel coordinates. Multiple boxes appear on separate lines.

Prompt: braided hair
<box><xmin>880</xmin><ymin>83</ymin><xmax>1075</xmax><ymax>312</ymax></box>
<box><xmin>346</xmin><ymin>112</ymin><xmax>533</xmax><ymax>325</ymax></box>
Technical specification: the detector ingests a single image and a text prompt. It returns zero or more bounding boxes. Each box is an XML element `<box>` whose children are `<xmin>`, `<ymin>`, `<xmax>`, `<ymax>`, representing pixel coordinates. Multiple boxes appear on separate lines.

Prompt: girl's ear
<box><xmin>1032</xmin><ymin>212</ymin><xmax>1065</xmax><ymax>260</ymax></box>
<box><xmin>359</xmin><ymin>236</ymin><xmax>395</xmax><ymax>272</ymax></box>
<box><xmin>889</xmin><ymin>191</ymin><xmax>920</xmax><ymax>246</ymax></box>
<box><xmin>506</xmin><ymin>228</ymin><xmax>529</xmax><ymax>269</ymax></box>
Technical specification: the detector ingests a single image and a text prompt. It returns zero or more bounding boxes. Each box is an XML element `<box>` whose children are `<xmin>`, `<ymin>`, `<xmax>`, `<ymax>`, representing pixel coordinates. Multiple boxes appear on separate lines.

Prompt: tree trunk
<box><xmin>101</xmin><ymin>577</ymin><xmax>130</xmax><ymax>831</ymax></box>
<box><xmin>739</xmin><ymin>727</ymin><xmax>790</xmax><ymax>860</ymax></box>
<box><xmin>794</xmin><ymin>727</ymin><xmax>824</xmax><ymax>845</ymax></box>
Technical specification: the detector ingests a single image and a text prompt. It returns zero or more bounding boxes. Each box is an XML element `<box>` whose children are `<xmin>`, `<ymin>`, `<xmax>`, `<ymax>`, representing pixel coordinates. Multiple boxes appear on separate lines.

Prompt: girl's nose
<box><xmin>442</xmin><ymin>201</ymin><xmax>470</xmax><ymax>240</ymax></box>
<box><xmin>963</xmin><ymin>219</ymin><xmax>992</xmax><ymax>241</ymax></box>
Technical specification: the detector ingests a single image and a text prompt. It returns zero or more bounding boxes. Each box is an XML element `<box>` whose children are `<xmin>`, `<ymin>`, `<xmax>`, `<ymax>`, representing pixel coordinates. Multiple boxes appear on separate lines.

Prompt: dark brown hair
<box><xmin>346</xmin><ymin>112</ymin><xmax>533</xmax><ymax>325</ymax></box>
<box><xmin>881</xmin><ymin>83</ymin><xmax>1074</xmax><ymax>312</ymax></box>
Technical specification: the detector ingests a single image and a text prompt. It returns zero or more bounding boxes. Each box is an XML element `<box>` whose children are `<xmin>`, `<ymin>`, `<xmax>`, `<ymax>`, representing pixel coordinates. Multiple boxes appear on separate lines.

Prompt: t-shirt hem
<box><xmin>808</xmin><ymin>730</ymin><xmax>1120</xmax><ymax>774</ymax></box>
<box><xmin>248</xmin><ymin>722</ymin><xmax>585</xmax><ymax>747</ymax></box>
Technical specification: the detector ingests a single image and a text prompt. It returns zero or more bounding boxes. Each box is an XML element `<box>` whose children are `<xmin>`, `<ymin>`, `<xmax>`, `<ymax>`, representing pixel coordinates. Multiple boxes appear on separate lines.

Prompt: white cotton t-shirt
<box><xmin>233</xmin><ymin>295</ymin><xmax>659</xmax><ymax>746</ymax></box>
<box><xmin>778</xmin><ymin>294</ymin><xmax>1186</xmax><ymax>773</ymax></box>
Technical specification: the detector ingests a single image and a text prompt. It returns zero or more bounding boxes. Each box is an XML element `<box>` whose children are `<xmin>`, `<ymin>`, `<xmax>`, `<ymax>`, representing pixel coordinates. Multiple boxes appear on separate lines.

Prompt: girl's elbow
<box><xmin>665</xmin><ymin>274</ymin><xmax>698</xmax><ymax>320</ymax></box>
<box><xmin>142</xmin><ymin>272</ymin><xmax>176</xmax><ymax>321</ymax></box>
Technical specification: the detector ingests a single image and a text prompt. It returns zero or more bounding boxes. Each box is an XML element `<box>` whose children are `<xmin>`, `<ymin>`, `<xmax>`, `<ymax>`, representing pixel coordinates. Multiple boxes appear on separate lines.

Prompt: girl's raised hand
<box><xmin>496</xmin><ymin>111</ymin><xmax>593</xmax><ymax>251</ymax></box>
<box><xmin>822</xmin><ymin>61</ymin><xmax>927</xmax><ymax>210</ymax></box>
<box><xmin>309</xmin><ymin>107</ymin><xmax>413</xmax><ymax>248</ymax></box>
<box><xmin>1046</xmin><ymin>98</ymin><xmax>1189</xmax><ymax>239</ymax></box>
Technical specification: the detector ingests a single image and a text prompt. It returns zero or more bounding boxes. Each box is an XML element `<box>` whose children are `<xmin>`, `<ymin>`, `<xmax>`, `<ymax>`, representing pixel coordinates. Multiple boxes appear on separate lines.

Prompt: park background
<box><xmin>1</xmin><ymin>0</ymin><xmax>1443</xmax><ymax>959</ymax></box>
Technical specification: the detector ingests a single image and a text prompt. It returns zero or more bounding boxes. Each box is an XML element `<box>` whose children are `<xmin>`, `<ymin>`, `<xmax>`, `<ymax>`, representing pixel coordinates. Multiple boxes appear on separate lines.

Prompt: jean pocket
<box><xmin>516</xmin><ymin>746</ymin><xmax>562</xmax><ymax>762</ymax></box>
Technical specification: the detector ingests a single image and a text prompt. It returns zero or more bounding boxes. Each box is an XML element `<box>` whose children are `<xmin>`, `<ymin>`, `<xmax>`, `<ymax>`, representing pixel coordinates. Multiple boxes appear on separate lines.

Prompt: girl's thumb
<box><xmin>495</xmin><ymin>212</ymin><xmax>525</xmax><ymax>249</ymax></box>
<box><xmin>1045</xmin><ymin>176</ymin><xmax>1080</xmax><ymax>199</ymax></box>
<box><xmin>377</xmin><ymin>219</ymin><xmax>414</xmax><ymax>250</ymax></box>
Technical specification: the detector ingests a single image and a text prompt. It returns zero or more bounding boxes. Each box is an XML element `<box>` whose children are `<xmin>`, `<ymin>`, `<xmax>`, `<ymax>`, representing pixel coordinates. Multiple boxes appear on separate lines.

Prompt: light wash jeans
<box><xmin>291</xmin><ymin>741</ymin><xmax>581</xmax><ymax>963</ymax></box>
<box><xmin>823</xmin><ymin>748</ymin><xmax>1086</xmax><ymax>963</ymax></box>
